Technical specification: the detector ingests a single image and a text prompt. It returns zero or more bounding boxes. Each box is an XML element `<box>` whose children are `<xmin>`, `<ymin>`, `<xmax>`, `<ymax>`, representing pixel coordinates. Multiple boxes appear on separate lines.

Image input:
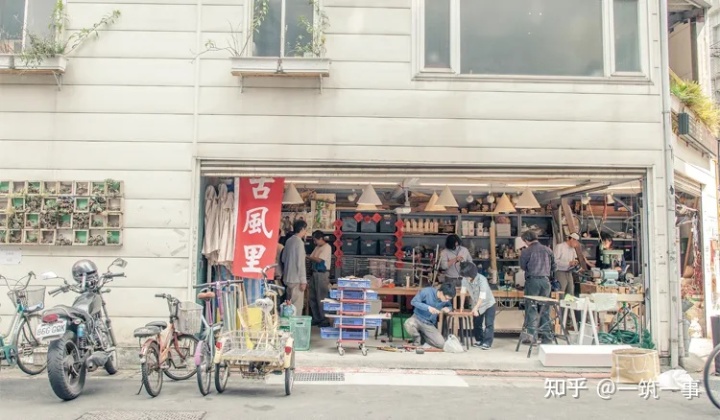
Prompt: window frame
<box><xmin>1</xmin><ymin>0</ymin><xmax>60</xmax><ymax>53</ymax></box>
<box><xmin>243</xmin><ymin>0</ymin><xmax>321</xmax><ymax>58</ymax></box>
<box><xmin>412</xmin><ymin>0</ymin><xmax>650</xmax><ymax>82</ymax></box>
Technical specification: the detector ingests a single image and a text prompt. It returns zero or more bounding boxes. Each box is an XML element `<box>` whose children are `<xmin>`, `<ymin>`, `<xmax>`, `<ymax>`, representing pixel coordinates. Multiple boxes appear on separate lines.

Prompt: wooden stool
<box><xmin>443</xmin><ymin>311</ymin><xmax>474</xmax><ymax>350</ymax></box>
<box><xmin>515</xmin><ymin>296</ymin><xmax>569</xmax><ymax>358</ymax></box>
<box><xmin>375</xmin><ymin>308</ymin><xmax>400</xmax><ymax>341</ymax></box>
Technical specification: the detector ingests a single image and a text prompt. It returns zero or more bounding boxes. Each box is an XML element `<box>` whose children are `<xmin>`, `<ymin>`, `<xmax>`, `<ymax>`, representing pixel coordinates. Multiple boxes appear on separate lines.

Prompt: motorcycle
<box><xmin>36</xmin><ymin>258</ymin><xmax>126</xmax><ymax>401</ymax></box>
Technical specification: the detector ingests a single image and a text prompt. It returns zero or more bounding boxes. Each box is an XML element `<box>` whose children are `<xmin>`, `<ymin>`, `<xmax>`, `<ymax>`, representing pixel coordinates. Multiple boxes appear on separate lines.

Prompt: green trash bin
<box><xmin>391</xmin><ymin>315</ymin><xmax>411</xmax><ymax>340</ymax></box>
<box><xmin>289</xmin><ymin>316</ymin><xmax>312</xmax><ymax>351</ymax></box>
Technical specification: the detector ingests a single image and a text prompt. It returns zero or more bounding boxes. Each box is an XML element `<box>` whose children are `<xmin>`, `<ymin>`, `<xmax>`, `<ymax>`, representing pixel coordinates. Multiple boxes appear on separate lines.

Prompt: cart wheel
<box><xmin>214</xmin><ymin>362</ymin><xmax>229</xmax><ymax>393</ymax></box>
<box><xmin>361</xmin><ymin>347</ymin><xmax>368</xmax><ymax>356</ymax></box>
<box><xmin>337</xmin><ymin>347</ymin><xmax>345</xmax><ymax>356</ymax></box>
<box><xmin>284</xmin><ymin>351</ymin><xmax>295</xmax><ymax>396</ymax></box>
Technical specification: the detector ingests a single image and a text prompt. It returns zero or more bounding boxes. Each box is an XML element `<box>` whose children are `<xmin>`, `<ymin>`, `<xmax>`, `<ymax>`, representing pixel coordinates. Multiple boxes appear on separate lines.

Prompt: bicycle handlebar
<box><xmin>192</xmin><ymin>279</ymin><xmax>244</xmax><ymax>289</ymax></box>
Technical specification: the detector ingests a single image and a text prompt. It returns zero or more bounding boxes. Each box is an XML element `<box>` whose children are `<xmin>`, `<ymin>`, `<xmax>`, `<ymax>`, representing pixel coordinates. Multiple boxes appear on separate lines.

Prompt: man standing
<box><xmin>459</xmin><ymin>262</ymin><xmax>497</xmax><ymax>350</ymax></box>
<box><xmin>519</xmin><ymin>230</ymin><xmax>556</xmax><ymax>343</ymax></box>
<box><xmin>553</xmin><ymin>233</ymin><xmax>580</xmax><ymax>297</ymax></box>
<box><xmin>307</xmin><ymin>230</ymin><xmax>332</xmax><ymax>327</ymax></box>
<box><xmin>404</xmin><ymin>283</ymin><xmax>455</xmax><ymax>349</ymax></box>
<box><xmin>282</xmin><ymin>220</ymin><xmax>308</xmax><ymax>315</ymax></box>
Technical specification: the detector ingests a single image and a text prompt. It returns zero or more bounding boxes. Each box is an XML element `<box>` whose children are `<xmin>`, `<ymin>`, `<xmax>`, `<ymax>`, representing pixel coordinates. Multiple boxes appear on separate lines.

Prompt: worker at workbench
<box><xmin>404</xmin><ymin>283</ymin><xmax>456</xmax><ymax>349</ymax></box>
<box><xmin>439</xmin><ymin>234</ymin><xmax>472</xmax><ymax>288</ymax></box>
<box><xmin>458</xmin><ymin>262</ymin><xmax>496</xmax><ymax>350</ymax></box>
<box><xmin>553</xmin><ymin>233</ymin><xmax>580</xmax><ymax>297</ymax></box>
<box><xmin>596</xmin><ymin>232</ymin><xmax>626</xmax><ymax>272</ymax></box>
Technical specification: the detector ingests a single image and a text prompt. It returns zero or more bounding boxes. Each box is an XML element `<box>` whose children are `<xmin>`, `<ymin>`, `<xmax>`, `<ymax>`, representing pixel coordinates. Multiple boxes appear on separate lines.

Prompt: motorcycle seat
<box><xmin>44</xmin><ymin>305</ymin><xmax>92</xmax><ymax>323</ymax></box>
<box><xmin>134</xmin><ymin>326</ymin><xmax>162</xmax><ymax>338</ymax></box>
<box><xmin>145</xmin><ymin>321</ymin><xmax>167</xmax><ymax>330</ymax></box>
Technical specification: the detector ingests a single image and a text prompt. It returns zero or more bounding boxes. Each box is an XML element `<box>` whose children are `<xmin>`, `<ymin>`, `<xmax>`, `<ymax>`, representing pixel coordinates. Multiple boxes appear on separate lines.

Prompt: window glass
<box><xmin>459</xmin><ymin>0</ymin><xmax>604</xmax><ymax>76</ymax></box>
<box><xmin>26</xmin><ymin>0</ymin><xmax>55</xmax><ymax>38</ymax></box>
<box><xmin>0</xmin><ymin>0</ymin><xmax>26</xmax><ymax>40</ymax></box>
<box><xmin>254</xmin><ymin>0</ymin><xmax>282</xmax><ymax>57</ymax></box>
<box><xmin>424</xmin><ymin>0</ymin><xmax>450</xmax><ymax>68</ymax></box>
<box><xmin>614</xmin><ymin>0</ymin><xmax>641</xmax><ymax>72</ymax></box>
<box><xmin>284</xmin><ymin>0</ymin><xmax>313</xmax><ymax>57</ymax></box>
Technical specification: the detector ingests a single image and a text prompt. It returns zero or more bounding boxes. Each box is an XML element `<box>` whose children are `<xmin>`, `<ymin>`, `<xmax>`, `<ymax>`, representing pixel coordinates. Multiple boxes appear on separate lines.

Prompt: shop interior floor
<box><xmin>295</xmin><ymin>327</ymin><xmax>610</xmax><ymax>373</ymax></box>
<box><xmin>538</xmin><ymin>344</ymin><xmax>633</xmax><ymax>367</ymax></box>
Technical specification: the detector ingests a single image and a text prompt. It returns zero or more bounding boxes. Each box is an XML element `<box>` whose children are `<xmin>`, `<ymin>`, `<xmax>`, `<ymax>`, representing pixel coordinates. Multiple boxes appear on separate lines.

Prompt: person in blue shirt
<box><xmin>404</xmin><ymin>283</ymin><xmax>456</xmax><ymax>349</ymax></box>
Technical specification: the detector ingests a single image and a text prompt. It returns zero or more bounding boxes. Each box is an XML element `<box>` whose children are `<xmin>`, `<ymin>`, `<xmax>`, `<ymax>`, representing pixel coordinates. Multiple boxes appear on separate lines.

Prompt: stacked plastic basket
<box><xmin>321</xmin><ymin>277</ymin><xmax>376</xmax><ymax>356</ymax></box>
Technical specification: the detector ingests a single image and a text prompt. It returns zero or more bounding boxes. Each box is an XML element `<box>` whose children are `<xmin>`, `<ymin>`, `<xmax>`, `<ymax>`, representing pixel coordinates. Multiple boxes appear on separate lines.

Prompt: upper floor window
<box><xmin>0</xmin><ymin>0</ymin><xmax>56</xmax><ymax>53</ymax></box>
<box><xmin>420</xmin><ymin>0</ymin><xmax>645</xmax><ymax>79</ymax></box>
<box><xmin>251</xmin><ymin>0</ymin><xmax>325</xmax><ymax>58</ymax></box>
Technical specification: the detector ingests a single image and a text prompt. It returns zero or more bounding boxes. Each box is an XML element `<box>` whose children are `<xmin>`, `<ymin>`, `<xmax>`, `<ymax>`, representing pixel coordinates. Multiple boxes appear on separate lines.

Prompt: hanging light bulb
<box><xmin>581</xmin><ymin>194</ymin><xmax>591</xmax><ymax>205</ymax></box>
<box><xmin>347</xmin><ymin>189</ymin><xmax>357</xmax><ymax>202</ymax></box>
<box><xmin>486</xmin><ymin>192</ymin><xmax>495</xmax><ymax>204</ymax></box>
<box><xmin>466</xmin><ymin>191</ymin><xmax>474</xmax><ymax>203</ymax></box>
<box><xmin>606</xmin><ymin>193</ymin><xmax>615</xmax><ymax>205</ymax></box>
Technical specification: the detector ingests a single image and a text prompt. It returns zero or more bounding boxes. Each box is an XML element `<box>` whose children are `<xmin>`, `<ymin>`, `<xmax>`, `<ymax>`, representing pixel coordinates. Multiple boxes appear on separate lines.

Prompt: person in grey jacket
<box><xmin>459</xmin><ymin>262</ymin><xmax>497</xmax><ymax>350</ymax></box>
<box><xmin>282</xmin><ymin>220</ymin><xmax>308</xmax><ymax>315</ymax></box>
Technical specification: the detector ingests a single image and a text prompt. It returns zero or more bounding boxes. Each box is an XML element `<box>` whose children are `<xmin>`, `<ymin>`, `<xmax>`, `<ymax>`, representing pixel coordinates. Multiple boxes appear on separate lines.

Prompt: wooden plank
<box><xmin>0</xmin><ymin>141</ymin><xmax>192</xmax><ymax>171</ymax></box>
<box><xmin>0</xmin><ymin>112</ymin><xmax>194</xmax><ymax>142</ymax></box>
<box><xmin>66</xmin><ymin>3</ymin><xmax>197</xmax><ymax>32</ymax></box>
<box><xmin>0</xmin><ymin>228</ymin><xmax>190</xmax><ymax>259</ymax></box>
<box><xmin>196</xmin><ymin>115</ymin><xmax>661</xmax><ymax>151</ymax></box>
<box><xmin>1</xmin><ymin>169</ymin><xmax>191</xmax><ymax>200</ymax></box>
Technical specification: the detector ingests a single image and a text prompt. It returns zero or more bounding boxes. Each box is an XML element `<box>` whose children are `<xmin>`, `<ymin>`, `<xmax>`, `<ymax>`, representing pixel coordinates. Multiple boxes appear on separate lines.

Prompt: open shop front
<box><xmin>197</xmin><ymin>162</ymin><xmax>652</xmax><ymax>365</ymax></box>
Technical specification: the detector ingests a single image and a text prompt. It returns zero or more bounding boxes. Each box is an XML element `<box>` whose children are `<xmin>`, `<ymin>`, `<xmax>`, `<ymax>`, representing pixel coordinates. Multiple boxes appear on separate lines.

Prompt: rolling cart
<box><xmin>322</xmin><ymin>278</ymin><xmax>373</xmax><ymax>356</ymax></box>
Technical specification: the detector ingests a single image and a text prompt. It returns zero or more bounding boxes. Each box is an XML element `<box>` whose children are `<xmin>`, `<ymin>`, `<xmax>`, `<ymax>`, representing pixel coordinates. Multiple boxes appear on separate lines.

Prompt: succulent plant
<box><xmin>59</xmin><ymin>183</ymin><xmax>72</xmax><ymax>195</ymax></box>
<box><xmin>76</xmin><ymin>183</ymin><xmax>89</xmax><ymax>195</ymax></box>
<box><xmin>57</xmin><ymin>197</ymin><xmax>74</xmax><ymax>214</ymax></box>
<box><xmin>26</xmin><ymin>196</ymin><xmax>41</xmax><ymax>212</ymax></box>
<box><xmin>89</xmin><ymin>235</ymin><xmax>105</xmax><ymax>246</ymax></box>
<box><xmin>9</xmin><ymin>230</ymin><xmax>22</xmax><ymax>243</ymax></box>
<box><xmin>73</xmin><ymin>213</ymin><xmax>89</xmax><ymax>229</ymax></box>
<box><xmin>25</xmin><ymin>232</ymin><xmax>38</xmax><ymax>243</ymax></box>
<box><xmin>56</xmin><ymin>234</ymin><xmax>72</xmax><ymax>246</ymax></box>
<box><xmin>90</xmin><ymin>196</ymin><xmax>106</xmax><ymax>213</ymax></box>
<box><xmin>106</xmin><ymin>179</ymin><xmax>121</xmax><ymax>196</ymax></box>
<box><xmin>27</xmin><ymin>183</ymin><xmax>40</xmax><ymax>194</ymax></box>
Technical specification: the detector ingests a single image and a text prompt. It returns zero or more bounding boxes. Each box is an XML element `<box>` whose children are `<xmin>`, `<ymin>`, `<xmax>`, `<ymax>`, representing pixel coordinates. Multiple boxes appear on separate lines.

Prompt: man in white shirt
<box><xmin>307</xmin><ymin>230</ymin><xmax>332</xmax><ymax>327</ymax></box>
<box><xmin>553</xmin><ymin>232</ymin><xmax>580</xmax><ymax>296</ymax></box>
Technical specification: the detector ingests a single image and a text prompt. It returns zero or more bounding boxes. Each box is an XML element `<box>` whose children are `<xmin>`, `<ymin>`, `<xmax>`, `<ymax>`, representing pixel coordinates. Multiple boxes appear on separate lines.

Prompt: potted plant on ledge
<box><xmin>0</xmin><ymin>0</ymin><xmax>120</xmax><ymax>74</ymax></box>
<box><xmin>280</xmin><ymin>0</ymin><xmax>331</xmax><ymax>76</ymax></box>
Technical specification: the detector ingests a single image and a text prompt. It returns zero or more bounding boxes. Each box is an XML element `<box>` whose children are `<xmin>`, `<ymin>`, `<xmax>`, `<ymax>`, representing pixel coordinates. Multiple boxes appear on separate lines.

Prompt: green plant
<box><xmin>19</xmin><ymin>0</ymin><xmax>121</xmax><ymax>67</ymax></box>
<box><xmin>193</xmin><ymin>0</ymin><xmax>270</xmax><ymax>59</ymax></box>
<box><xmin>291</xmin><ymin>0</ymin><xmax>329</xmax><ymax>57</ymax></box>
<box><xmin>670</xmin><ymin>72</ymin><xmax>720</xmax><ymax>135</ymax></box>
<box><xmin>105</xmin><ymin>179</ymin><xmax>121</xmax><ymax>195</ymax></box>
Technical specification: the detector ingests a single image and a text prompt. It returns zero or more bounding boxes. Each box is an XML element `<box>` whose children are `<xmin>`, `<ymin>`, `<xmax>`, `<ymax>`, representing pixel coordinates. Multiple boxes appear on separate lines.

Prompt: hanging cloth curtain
<box><xmin>217</xmin><ymin>183</ymin><xmax>236</xmax><ymax>266</ymax></box>
<box><xmin>202</xmin><ymin>185</ymin><xmax>220</xmax><ymax>265</ymax></box>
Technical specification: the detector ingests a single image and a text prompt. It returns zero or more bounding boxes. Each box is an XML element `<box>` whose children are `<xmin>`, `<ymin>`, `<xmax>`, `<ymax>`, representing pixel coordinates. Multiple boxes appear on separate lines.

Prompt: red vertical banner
<box><xmin>232</xmin><ymin>177</ymin><xmax>285</xmax><ymax>279</ymax></box>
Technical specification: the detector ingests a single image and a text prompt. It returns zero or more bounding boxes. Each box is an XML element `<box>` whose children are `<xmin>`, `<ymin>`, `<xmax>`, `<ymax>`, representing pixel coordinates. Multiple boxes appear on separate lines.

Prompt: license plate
<box><xmin>36</xmin><ymin>321</ymin><xmax>67</xmax><ymax>340</ymax></box>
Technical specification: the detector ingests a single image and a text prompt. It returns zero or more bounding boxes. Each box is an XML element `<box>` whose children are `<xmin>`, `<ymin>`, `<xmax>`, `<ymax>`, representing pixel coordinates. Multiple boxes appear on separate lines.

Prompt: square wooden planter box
<box><xmin>230</xmin><ymin>56</ymin><xmax>279</xmax><ymax>76</ymax></box>
<box><xmin>0</xmin><ymin>229</ymin><xmax>7</xmax><ymax>244</ymax></box>
<box><xmin>106</xmin><ymin>230</ymin><xmax>122</xmax><ymax>246</ymax></box>
<box><xmin>43</xmin><ymin>181</ymin><xmax>58</xmax><ymax>195</ymax></box>
<box><xmin>25</xmin><ymin>196</ymin><xmax>41</xmax><ymax>212</ymax></box>
<box><xmin>26</xmin><ymin>181</ymin><xmax>41</xmax><ymax>194</ymax></box>
<box><xmin>12</xmin><ymin>56</ymin><xmax>67</xmax><ymax>73</ymax></box>
<box><xmin>57</xmin><ymin>213</ymin><xmax>72</xmax><ymax>229</ymax></box>
<box><xmin>56</xmin><ymin>230</ymin><xmax>73</xmax><ymax>246</ymax></box>
<box><xmin>75</xmin><ymin>182</ymin><xmax>90</xmax><ymax>196</ymax></box>
<box><xmin>73</xmin><ymin>230</ymin><xmax>89</xmax><ymax>246</ymax></box>
<box><xmin>89</xmin><ymin>230</ymin><xmax>106</xmax><ymax>246</ymax></box>
<box><xmin>91</xmin><ymin>214</ymin><xmax>107</xmax><ymax>229</ymax></box>
<box><xmin>279</xmin><ymin>57</ymin><xmax>331</xmax><ymax>76</ymax></box>
<box><xmin>23</xmin><ymin>229</ymin><xmax>40</xmax><ymax>245</ymax></box>
<box><xmin>91</xmin><ymin>181</ymin><xmax>106</xmax><ymax>195</ymax></box>
<box><xmin>40</xmin><ymin>230</ymin><xmax>56</xmax><ymax>245</ymax></box>
<box><xmin>8</xmin><ymin>230</ymin><xmax>22</xmax><ymax>244</ymax></box>
<box><xmin>24</xmin><ymin>213</ymin><xmax>40</xmax><ymax>229</ymax></box>
<box><xmin>71</xmin><ymin>213</ymin><xmax>90</xmax><ymax>229</ymax></box>
<box><xmin>58</xmin><ymin>181</ymin><xmax>74</xmax><ymax>195</ymax></box>
<box><xmin>0</xmin><ymin>181</ymin><xmax>9</xmax><ymax>195</ymax></box>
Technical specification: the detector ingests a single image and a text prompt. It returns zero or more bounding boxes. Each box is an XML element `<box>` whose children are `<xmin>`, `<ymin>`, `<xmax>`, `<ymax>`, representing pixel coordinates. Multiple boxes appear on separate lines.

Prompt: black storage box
<box><xmin>341</xmin><ymin>237</ymin><xmax>359</xmax><ymax>255</ymax></box>
<box><xmin>342</xmin><ymin>217</ymin><xmax>358</xmax><ymax>232</ymax></box>
<box><xmin>361</xmin><ymin>220</ymin><xmax>378</xmax><ymax>233</ymax></box>
<box><xmin>360</xmin><ymin>239</ymin><xmax>378</xmax><ymax>256</ymax></box>
<box><xmin>380</xmin><ymin>239</ymin><xmax>397</xmax><ymax>256</ymax></box>
<box><xmin>378</xmin><ymin>215</ymin><xmax>396</xmax><ymax>233</ymax></box>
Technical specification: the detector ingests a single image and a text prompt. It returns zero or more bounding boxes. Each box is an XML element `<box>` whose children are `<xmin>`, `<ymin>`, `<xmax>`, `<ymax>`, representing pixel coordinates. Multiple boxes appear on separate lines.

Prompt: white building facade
<box><xmin>0</xmin><ymin>0</ymin><xmax>692</xmax><ymax>362</ymax></box>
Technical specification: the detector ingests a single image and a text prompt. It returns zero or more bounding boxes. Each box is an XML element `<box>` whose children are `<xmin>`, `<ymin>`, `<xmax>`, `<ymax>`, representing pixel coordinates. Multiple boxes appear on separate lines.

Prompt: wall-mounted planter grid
<box><xmin>0</xmin><ymin>180</ymin><xmax>124</xmax><ymax>246</ymax></box>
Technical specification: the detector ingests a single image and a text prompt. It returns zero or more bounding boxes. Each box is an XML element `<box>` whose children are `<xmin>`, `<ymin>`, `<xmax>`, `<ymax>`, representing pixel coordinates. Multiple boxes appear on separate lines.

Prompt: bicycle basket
<box><xmin>176</xmin><ymin>301</ymin><xmax>203</xmax><ymax>335</ymax></box>
<box><xmin>8</xmin><ymin>286</ymin><xmax>46</xmax><ymax>311</ymax></box>
<box><xmin>217</xmin><ymin>329</ymin><xmax>288</xmax><ymax>363</ymax></box>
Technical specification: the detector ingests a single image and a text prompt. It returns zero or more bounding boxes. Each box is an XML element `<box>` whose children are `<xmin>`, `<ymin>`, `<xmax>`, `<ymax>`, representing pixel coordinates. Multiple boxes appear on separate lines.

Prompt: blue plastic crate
<box><xmin>337</xmin><ymin>278</ymin><xmax>372</xmax><ymax>289</ymax></box>
<box><xmin>323</xmin><ymin>302</ymin><xmax>371</xmax><ymax>313</ymax></box>
<box><xmin>333</xmin><ymin>318</ymin><xmax>383</xmax><ymax>328</ymax></box>
<box><xmin>320</xmin><ymin>327</ymin><xmax>369</xmax><ymax>340</ymax></box>
<box><xmin>330</xmin><ymin>289</ymin><xmax>378</xmax><ymax>300</ymax></box>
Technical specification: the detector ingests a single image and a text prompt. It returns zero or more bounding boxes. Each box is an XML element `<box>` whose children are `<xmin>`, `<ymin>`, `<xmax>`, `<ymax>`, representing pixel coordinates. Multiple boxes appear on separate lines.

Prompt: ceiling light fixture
<box><xmin>515</xmin><ymin>188</ymin><xmax>541</xmax><ymax>209</ymax></box>
<box><xmin>357</xmin><ymin>184</ymin><xmax>383</xmax><ymax>206</ymax></box>
<box><xmin>282</xmin><ymin>183</ymin><xmax>304</xmax><ymax>205</ymax></box>
<box><xmin>347</xmin><ymin>189</ymin><xmax>357</xmax><ymax>202</ymax></box>
<box><xmin>494</xmin><ymin>193</ymin><xmax>516</xmax><ymax>213</ymax></box>
<box><xmin>436</xmin><ymin>185</ymin><xmax>459</xmax><ymax>207</ymax></box>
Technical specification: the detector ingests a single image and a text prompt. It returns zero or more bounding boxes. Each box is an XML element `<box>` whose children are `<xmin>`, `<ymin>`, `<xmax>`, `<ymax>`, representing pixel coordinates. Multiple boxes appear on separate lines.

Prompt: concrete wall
<box><xmin>0</xmin><ymin>0</ymin><xmax>672</xmax><ymax>354</ymax></box>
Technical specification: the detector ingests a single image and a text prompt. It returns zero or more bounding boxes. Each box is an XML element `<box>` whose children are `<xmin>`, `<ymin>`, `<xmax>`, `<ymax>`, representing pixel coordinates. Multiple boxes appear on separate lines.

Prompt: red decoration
<box><xmin>394</xmin><ymin>230</ymin><xmax>403</xmax><ymax>239</ymax></box>
<box><xmin>334</xmin><ymin>239</ymin><xmax>343</xmax><ymax>248</ymax></box>
<box><xmin>333</xmin><ymin>219</ymin><xmax>343</xmax><ymax>228</ymax></box>
<box><xmin>395</xmin><ymin>220</ymin><xmax>404</xmax><ymax>229</ymax></box>
<box><xmin>353</xmin><ymin>213</ymin><xmax>363</xmax><ymax>222</ymax></box>
<box><xmin>231</xmin><ymin>177</ymin><xmax>284</xmax><ymax>279</ymax></box>
<box><xmin>372</xmin><ymin>213</ymin><xmax>382</xmax><ymax>223</ymax></box>
<box><xmin>363</xmin><ymin>215</ymin><xmax>371</xmax><ymax>223</ymax></box>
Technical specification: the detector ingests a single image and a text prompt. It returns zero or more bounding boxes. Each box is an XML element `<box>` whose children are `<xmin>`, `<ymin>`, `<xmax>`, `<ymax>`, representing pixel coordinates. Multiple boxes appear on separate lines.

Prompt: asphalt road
<box><xmin>0</xmin><ymin>369</ymin><xmax>717</xmax><ymax>420</ymax></box>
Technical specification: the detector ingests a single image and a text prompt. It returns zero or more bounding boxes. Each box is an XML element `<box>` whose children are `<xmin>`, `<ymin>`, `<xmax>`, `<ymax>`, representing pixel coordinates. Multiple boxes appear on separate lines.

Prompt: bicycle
<box><xmin>0</xmin><ymin>272</ymin><xmax>48</xmax><ymax>375</ymax></box>
<box><xmin>134</xmin><ymin>293</ymin><xmax>200</xmax><ymax>397</ymax></box>
<box><xmin>704</xmin><ymin>342</ymin><xmax>720</xmax><ymax>410</ymax></box>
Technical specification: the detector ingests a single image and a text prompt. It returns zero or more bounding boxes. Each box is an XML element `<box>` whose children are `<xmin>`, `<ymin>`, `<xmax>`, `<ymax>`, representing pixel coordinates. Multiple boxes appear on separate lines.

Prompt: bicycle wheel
<box><xmin>214</xmin><ymin>362</ymin><xmax>229</xmax><ymax>393</ymax></box>
<box><xmin>141</xmin><ymin>343</ymin><xmax>163</xmax><ymax>398</ymax></box>
<box><xmin>196</xmin><ymin>341</ymin><xmax>213</xmax><ymax>396</ymax></box>
<box><xmin>165</xmin><ymin>334</ymin><xmax>199</xmax><ymax>381</ymax></box>
<box><xmin>15</xmin><ymin>315</ymin><xmax>48</xmax><ymax>375</ymax></box>
<box><xmin>703</xmin><ymin>343</ymin><xmax>720</xmax><ymax>410</ymax></box>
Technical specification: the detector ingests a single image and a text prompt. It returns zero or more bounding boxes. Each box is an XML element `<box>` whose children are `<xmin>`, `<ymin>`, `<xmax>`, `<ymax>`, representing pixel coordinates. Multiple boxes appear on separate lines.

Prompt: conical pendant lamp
<box><xmin>282</xmin><ymin>183</ymin><xmax>304</xmax><ymax>204</ymax></box>
<box><xmin>356</xmin><ymin>204</ymin><xmax>378</xmax><ymax>211</ymax></box>
<box><xmin>357</xmin><ymin>184</ymin><xmax>383</xmax><ymax>206</ymax></box>
<box><xmin>436</xmin><ymin>185</ymin><xmax>459</xmax><ymax>207</ymax></box>
<box><xmin>494</xmin><ymin>193</ymin><xmax>516</xmax><ymax>213</ymax></box>
<box><xmin>425</xmin><ymin>192</ymin><xmax>446</xmax><ymax>212</ymax></box>
<box><xmin>515</xmin><ymin>188</ymin><xmax>541</xmax><ymax>209</ymax></box>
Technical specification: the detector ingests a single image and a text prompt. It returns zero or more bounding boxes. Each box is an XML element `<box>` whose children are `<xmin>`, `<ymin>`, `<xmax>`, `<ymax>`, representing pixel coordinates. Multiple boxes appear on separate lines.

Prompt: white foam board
<box><xmin>539</xmin><ymin>345</ymin><xmax>632</xmax><ymax>367</ymax></box>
